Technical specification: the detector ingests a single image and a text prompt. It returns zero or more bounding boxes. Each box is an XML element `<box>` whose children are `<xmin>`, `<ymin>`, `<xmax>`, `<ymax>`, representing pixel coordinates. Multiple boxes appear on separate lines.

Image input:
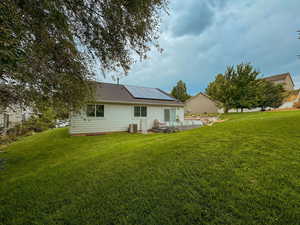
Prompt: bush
<box><xmin>0</xmin><ymin>109</ymin><xmax>56</xmax><ymax>145</ymax></box>
<box><xmin>0</xmin><ymin>108</ymin><xmax>57</xmax><ymax>146</ymax></box>
<box><xmin>6</xmin><ymin>124</ymin><xmax>31</xmax><ymax>136</ymax></box>
<box><xmin>0</xmin><ymin>134</ymin><xmax>16</xmax><ymax>145</ymax></box>
<box><xmin>23</xmin><ymin>108</ymin><xmax>56</xmax><ymax>132</ymax></box>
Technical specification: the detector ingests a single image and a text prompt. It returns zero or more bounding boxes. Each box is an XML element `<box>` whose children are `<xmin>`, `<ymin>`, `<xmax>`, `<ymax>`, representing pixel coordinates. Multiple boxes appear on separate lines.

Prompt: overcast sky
<box><xmin>101</xmin><ymin>0</ymin><xmax>300</xmax><ymax>95</ymax></box>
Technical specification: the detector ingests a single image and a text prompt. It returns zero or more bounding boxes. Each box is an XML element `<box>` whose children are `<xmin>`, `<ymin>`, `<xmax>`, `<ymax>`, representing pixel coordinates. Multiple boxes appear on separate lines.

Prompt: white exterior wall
<box><xmin>70</xmin><ymin>103</ymin><xmax>184</xmax><ymax>134</ymax></box>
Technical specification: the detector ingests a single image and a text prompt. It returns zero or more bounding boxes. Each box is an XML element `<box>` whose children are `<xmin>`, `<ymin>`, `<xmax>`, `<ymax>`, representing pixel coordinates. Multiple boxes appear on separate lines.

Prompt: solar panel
<box><xmin>125</xmin><ymin>85</ymin><xmax>175</xmax><ymax>101</ymax></box>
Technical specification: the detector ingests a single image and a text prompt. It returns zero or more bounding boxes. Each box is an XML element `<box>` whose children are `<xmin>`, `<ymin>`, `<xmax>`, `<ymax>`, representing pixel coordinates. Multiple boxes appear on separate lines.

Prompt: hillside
<box><xmin>1</xmin><ymin>111</ymin><xmax>300</xmax><ymax>224</ymax></box>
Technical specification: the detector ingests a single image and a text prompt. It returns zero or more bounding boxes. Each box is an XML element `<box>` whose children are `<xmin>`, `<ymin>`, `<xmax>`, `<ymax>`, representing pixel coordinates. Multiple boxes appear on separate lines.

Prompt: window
<box><xmin>96</xmin><ymin>105</ymin><xmax>104</xmax><ymax>117</ymax></box>
<box><xmin>86</xmin><ymin>104</ymin><xmax>104</xmax><ymax>117</ymax></box>
<box><xmin>134</xmin><ymin>106</ymin><xmax>147</xmax><ymax>117</ymax></box>
<box><xmin>141</xmin><ymin>106</ymin><xmax>147</xmax><ymax>117</ymax></box>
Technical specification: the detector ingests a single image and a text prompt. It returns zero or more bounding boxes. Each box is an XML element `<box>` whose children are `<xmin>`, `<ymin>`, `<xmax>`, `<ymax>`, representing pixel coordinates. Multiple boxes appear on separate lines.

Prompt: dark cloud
<box><xmin>171</xmin><ymin>2</ymin><xmax>214</xmax><ymax>37</ymax></box>
<box><xmin>103</xmin><ymin>0</ymin><xmax>300</xmax><ymax>94</ymax></box>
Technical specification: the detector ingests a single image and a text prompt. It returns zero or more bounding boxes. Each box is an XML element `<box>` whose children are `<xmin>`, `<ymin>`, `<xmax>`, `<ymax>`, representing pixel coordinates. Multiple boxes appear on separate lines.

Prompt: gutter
<box><xmin>91</xmin><ymin>99</ymin><xmax>184</xmax><ymax>107</ymax></box>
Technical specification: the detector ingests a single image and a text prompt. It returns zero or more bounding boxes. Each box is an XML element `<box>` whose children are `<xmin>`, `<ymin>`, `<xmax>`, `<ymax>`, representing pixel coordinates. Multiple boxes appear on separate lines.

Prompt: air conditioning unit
<box><xmin>129</xmin><ymin>124</ymin><xmax>138</xmax><ymax>133</ymax></box>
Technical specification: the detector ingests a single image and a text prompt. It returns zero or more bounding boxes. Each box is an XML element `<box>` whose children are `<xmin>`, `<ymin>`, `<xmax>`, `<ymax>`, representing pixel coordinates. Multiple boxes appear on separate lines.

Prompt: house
<box><xmin>184</xmin><ymin>92</ymin><xmax>220</xmax><ymax>115</ymax></box>
<box><xmin>70</xmin><ymin>82</ymin><xmax>185</xmax><ymax>135</ymax></box>
<box><xmin>0</xmin><ymin>105</ymin><xmax>33</xmax><ymax>131</ymax></box>
<box><xmin>263</xmin><ymin>73</ymin><xmax>294</xmax><ymax>91</ymax></box>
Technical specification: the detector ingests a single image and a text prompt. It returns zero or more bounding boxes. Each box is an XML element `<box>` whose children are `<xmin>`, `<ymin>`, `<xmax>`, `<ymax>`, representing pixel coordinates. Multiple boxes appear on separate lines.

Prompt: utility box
<box><xmin>129</xmin><ymin>124</ymin><xmax>138</xmax><ymax>133</ymax></box>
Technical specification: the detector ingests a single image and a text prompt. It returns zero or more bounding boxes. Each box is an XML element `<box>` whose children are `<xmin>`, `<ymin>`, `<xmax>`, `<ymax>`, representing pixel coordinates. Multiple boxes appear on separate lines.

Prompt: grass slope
<box><xmin>1</xmin><ymin>111</ymin><xmax>300</xmax><ymax>225</ymax></box>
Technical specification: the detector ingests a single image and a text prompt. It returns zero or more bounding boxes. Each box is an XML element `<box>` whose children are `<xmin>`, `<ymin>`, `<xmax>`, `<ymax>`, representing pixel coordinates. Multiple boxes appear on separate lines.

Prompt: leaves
<box><xmin>256</xmin><ymin>80</ymin><xmax>285</xmax><ymax>110</ymax></box>
<box><xmin>171</xmin><ymin>80</ymin><xmax>190</xmax><ymax>102</ymax></box>
<box><xmin>206</xmin><ymin>63</ymin><xmax>284</xmax><ymax>112</ymax></box>
<box><xmin>0</xmin><ymin>0</ymin><xmax>167</xmax><ymax>112</ymax></box>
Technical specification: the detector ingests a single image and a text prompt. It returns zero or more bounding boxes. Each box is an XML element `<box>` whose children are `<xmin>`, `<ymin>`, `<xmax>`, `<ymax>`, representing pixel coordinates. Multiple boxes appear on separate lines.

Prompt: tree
<box><xmin>255</xmin><ymin>80</ymin><xmax>285</xmax><ymax>111</ymax></box>
<box><xmin>206</xmin><ymin>63</ymin><xmax>260</xmax><ymax>113</ymax></box>
<box><xmin>206</xmin><ymin>69</ymin><xmax>236</xmax><ymax>113</ymax></box>
<box><xmin>231</xmin><ymin>63</ymin><xmax>260</xmax><ymax>112</ymax></box>
<box><xmin>0</xmin><ymin>0</ymin><xmax>167</xmax><ymax>112</ymax></box>
<box><xmin>171</xmin><ymin>80</ymin><xmax>190</xmax><ymax>102</ymax></box>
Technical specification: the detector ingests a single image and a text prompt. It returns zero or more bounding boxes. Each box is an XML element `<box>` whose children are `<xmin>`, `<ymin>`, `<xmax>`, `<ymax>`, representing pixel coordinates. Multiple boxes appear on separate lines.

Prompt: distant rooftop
<box><xmin>263</xmin><ymin>72</ymin><xmax>294</xmax><ymax>86</ymax></box>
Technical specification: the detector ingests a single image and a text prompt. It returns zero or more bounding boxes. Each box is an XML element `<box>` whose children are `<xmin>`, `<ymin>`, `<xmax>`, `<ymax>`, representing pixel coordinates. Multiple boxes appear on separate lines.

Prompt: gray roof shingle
<box><xmin>92</xmin><ymin>82</ymin><xmax>184</xmax><ymax>106</ymax></box>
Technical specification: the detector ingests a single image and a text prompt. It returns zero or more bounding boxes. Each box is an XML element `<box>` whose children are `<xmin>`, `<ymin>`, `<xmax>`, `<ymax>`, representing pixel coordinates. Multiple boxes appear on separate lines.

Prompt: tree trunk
<box><xmin>241</xmin><ymin>108</ymin><xmax>244</xmax><ymax>113</ymax></box>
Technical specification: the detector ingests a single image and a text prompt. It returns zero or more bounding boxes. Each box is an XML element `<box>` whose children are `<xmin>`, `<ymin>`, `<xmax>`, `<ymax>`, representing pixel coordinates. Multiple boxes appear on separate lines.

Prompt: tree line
<box><xmin>170</xmin><ymin>63</ymin><xmax>285</xmax><ymax>113</ymax></box>
<box><xmin>206</xmin><ymin>63</ymin><xmax>285</xmax><ymax>113</ymax></box>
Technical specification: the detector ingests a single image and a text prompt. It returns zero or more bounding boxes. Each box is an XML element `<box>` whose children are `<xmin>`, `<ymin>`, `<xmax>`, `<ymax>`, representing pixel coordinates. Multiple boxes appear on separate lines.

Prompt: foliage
<box><xmin>206</xmin><ymin>63</ymin><xmax>284</xmax><ymax>112</ymax></box>
<box><xmin>0</xmin><ymin>108</ymin><xmax>56</xmax><ymax>145</ymax></box>
<box><xmin>0</xmin><ymin>124</ymin><xmax>31</xmax><ymax>145</ymax></box>
<box><xmin>23</xmin><ymin>108</ymin><xmax>57</xmax><ymax>132</ymax></box>
<box><xmin>171</xmin><ymin>80</ymin><xmax>190</xmax><ymax>102</ymax></box>
<box><xmin>0</xmin><ymin>0</ymin><xmax>167</xmax><ymax>113</ymax></box>
<box><xmin>256</xmin><ymin>80</ymin><xmax>285</xmax><ymax>110</ymax></box>
<box><xmin>1</xmin><ymin>111</ymin><xmax>300</xmax><ymax>224</ymax></box>
<box><xmin>231</xmin><ymin>63</ymin><xmax>260</xmax><ymax>111</ymax></box>
<box><xmin>206</xmin><ymin>68</ymin><xmax>238</xmax><ymax>113</ymax></box>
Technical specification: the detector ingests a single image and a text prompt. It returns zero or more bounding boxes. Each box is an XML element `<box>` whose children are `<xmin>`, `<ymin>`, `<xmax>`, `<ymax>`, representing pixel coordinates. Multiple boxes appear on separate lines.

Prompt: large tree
<box><xmin>206</xmin><ymin>69</ymin><xmax>236</xmax><ymax>113</ymax></box>
<box><xmin>0</xmin><ymin>0</ymin><xmax>167</xmax><ymax>112</ymax></box>
<box><xmin>231</xmin><ymin>63</ymin><xmax>260</xmax><ymax>111</ymax></box>
<box><xmin>206</xmin><ymin>63</ymin><xmax>260</xmax><ymax>112</ymax></box>
<box><xmin>171</xmin><ymin>80</ymin><xmax>190</xmax><ymax>102</ymax></box>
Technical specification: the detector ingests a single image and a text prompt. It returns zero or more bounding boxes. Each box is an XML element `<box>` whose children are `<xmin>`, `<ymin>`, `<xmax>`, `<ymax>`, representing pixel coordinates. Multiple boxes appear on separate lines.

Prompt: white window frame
<box><xmin>86</xmin><ymin>104</ymin><xmax>104</xmax><ymax>118</ymax></box>
<box><xmin>134</xmin><ymin>106</ymin><xmax>147</xmax><ymax>118</ymax></box>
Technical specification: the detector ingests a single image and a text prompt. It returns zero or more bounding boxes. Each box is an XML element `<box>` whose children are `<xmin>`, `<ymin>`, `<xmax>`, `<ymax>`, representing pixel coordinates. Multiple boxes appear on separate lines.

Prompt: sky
<box><xmin>100</xmin><ymin>0</ymin><xmax>300</xmax><ymax>95</ymax></box>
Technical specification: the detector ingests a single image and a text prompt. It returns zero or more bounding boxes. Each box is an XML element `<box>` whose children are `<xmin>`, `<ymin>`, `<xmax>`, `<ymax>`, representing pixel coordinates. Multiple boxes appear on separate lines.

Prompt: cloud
<box><xmin>165</xmin><ymin>0</ymin><xmax>231</xmax><ymax>38</ymax></box>
<box><xmin>103</xmin><ymin>0</ymin><xmax>300</xmax><ymax>94</ymax></box>
<box><xmin>170</xmin><ymin>2</ymin><xmax>214</xmax><ymax>37</ymax></box>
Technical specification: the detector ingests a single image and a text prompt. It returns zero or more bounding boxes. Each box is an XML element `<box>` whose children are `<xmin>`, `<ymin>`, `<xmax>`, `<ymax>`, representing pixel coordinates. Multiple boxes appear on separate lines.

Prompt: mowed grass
<box><xmin>1</xmin><ymin>111</ymin><xmax>300</xmax><ymax>225</ymax></box>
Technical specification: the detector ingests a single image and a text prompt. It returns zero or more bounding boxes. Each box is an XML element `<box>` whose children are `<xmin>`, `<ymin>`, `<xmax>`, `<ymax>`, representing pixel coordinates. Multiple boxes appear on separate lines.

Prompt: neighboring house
<box><xmin>70</xmin><ymin>82</ymin><xmax>185</xmax><ymax>135</ymax></box>
<box><xmin>184</xmin><ymin>92</ymin><xmax>220</xmax><ymax>114</ymax></box>
<box><xmin>0</xmin><ymin>105</ymin><xmax>33</xmax><ymax>131</ymax></box>
<box><xmin>263</xmin><ymin>73</ymin><xmax>294</xmax><ymax>91</ymax></box>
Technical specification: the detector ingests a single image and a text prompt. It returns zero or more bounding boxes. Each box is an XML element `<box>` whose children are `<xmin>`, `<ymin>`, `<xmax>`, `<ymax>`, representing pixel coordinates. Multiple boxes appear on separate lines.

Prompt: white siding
<box><xmin>70</xmin><ymin>103</ymin><xmax>184</xmax><ymax>134</ymax></box>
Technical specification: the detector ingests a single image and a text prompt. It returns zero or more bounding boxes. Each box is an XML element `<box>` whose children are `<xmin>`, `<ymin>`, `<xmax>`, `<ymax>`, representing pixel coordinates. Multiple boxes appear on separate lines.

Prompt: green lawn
<box><xmin>1</xmin><ymin>111</ymin><xmax>300</xmax><ymax>225</ymax></box>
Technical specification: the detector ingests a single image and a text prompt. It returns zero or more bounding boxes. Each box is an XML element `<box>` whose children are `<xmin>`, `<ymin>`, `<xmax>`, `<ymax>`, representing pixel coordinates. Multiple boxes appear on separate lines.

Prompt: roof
<box><xmin>263</xmin><ymin>73</ymin><xmax>294</xmax><ymax>86</ymax></box>
<box><xmin>92</xmin><ymin>82</ymin><xmax>184</xmax><ymax>107</ymax></box>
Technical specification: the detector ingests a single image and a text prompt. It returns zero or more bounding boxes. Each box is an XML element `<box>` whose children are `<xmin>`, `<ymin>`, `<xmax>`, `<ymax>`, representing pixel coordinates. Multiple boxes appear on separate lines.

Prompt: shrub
<box><xmin>0</xmin><ymin>108</ymin><xmax>58</xmax><ymax>146</ymax></box>
<box><xmin>0</xmin><ymin>134</ymin><xmax>15</xmax><ymax>145</ymax></box>
<box><xmin>23</xmin><ymin>117</ymin><xmax>51</xmax><ymax>132</ymax></box>
<box><xmin>23</xmin><ymin>108</ymin><xmax>57</xmax><ymax>132</ymax></box>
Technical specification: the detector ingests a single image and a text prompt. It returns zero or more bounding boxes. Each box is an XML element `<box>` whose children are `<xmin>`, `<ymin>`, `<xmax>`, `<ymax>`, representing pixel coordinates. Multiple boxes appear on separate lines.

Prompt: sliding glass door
<box><xmin>164</xmin><ymin>109</ymin><xmax>176</xmax><ymax>122</ymax></box>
